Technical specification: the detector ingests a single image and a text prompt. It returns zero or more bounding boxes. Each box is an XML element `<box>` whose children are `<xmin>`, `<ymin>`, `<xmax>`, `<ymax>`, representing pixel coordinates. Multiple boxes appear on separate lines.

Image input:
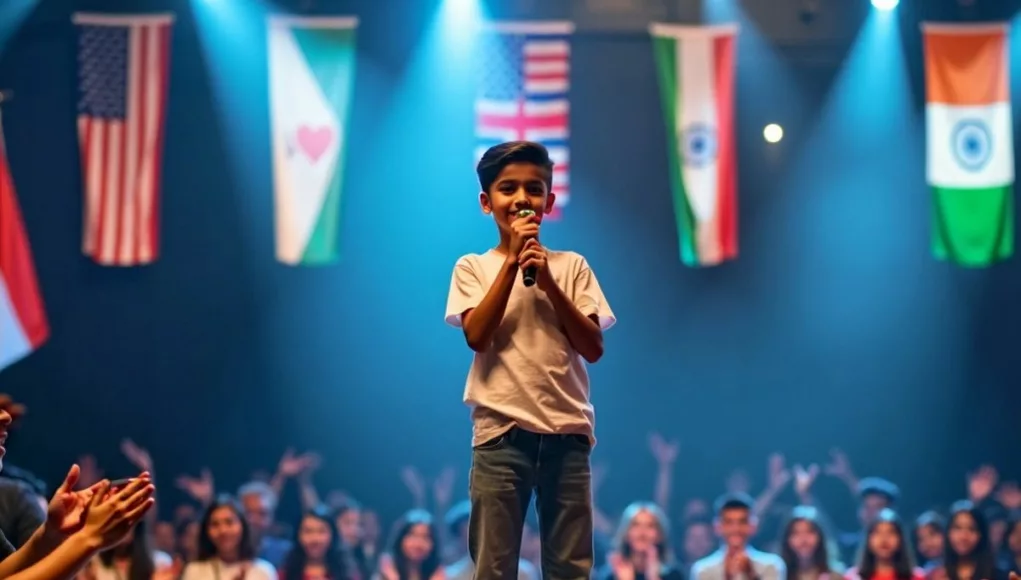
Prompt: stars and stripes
<box><xmin>476</xmin><ymin>21</ymin><xmax>574</xmax><ymax>219</ymax></box>
<box><xmin>75</xmin><ymin>12</ymin><xmax>174</xmax><ymax>266</ymax></box>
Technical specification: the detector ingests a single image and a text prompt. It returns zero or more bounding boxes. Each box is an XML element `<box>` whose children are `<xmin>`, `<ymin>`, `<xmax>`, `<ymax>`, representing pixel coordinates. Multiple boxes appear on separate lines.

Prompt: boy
<box><xmin>690</xmin><ymin>493</ymin><xmax>785</xmax><ymax>580</ymax></box>
<box><xmin>444</xmin><ymin>141</ymin><xmax>615</xmax><ymax>580</ymax></box>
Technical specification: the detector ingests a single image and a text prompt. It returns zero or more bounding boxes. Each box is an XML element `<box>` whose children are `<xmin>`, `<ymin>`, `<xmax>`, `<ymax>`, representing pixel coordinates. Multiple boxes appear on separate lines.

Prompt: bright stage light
<box><xmin>871</xmin><ymin>0</ymin><xmax>899</xmax><ymax>10</ymax></box>
<box><xmin>764</xmin><ymin>124</ymin><xmax>784</xmax><ymax>143</ymax></box>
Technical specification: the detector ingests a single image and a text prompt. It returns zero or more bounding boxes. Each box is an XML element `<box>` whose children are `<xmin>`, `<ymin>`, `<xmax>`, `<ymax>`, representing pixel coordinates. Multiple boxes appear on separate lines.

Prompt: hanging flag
<box><xmin>649</xmin><ymin>23</ymin><xmax>738</xmax><ymax>267</ymax></box>
<box><xmin>268</xmin><ymin>15</ymin><xmax>357</xmax><ymax>266</ymax></box>
<box><xmin>0</xmin><ymin>116</ymin><xmax>49</xmax><ymax>372</ymax></box>
<box><xmin>74</xmin><ymin>13</ymin><xmax>174</xmax><ymax>267</ymax></box>
<box><xmin>476</xmin><ymin>21</ymin><xmax>573</xmax><ymax>220</ymax></box>
<box><xmin>923</xmin><ymin>23</ymin><xmax>1013</xmax><ymax>267</ymax></box>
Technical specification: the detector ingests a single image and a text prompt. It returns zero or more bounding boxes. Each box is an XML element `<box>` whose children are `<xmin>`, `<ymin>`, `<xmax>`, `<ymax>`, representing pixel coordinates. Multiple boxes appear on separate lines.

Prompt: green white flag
<box><xmin>268</xmin><ymin>15</ymin><xmax>357</xmax><ymax>265</ymax></box>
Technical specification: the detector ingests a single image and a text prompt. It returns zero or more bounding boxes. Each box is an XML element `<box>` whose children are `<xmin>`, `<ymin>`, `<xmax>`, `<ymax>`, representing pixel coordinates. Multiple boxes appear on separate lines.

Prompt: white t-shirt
<box><xmin>181</xmin><ymin>559</ymin><xmax>278</xmax><ymax>580</ymax></box>
<box><xmin>445</xmin><ymin>249</ymin><xmax>615</xmax><ymax>446</ymax></box>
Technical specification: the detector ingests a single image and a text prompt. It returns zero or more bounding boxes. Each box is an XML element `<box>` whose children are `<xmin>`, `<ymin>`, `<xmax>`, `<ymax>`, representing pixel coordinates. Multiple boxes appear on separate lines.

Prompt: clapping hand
<box><xmin>80</xmin><ymin>477</ymin><xmax>155</xmax><ymax>549</ymax></box>
<box><xmin>46</xmin><ymin>465</ymin><xmax>123</xmax><ymax>536</ymax></box>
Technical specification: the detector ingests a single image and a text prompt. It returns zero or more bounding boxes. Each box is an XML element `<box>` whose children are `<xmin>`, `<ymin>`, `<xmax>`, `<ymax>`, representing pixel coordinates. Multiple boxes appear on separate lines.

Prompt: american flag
<box><xmin>75</xmin><ymin>13</ymin><xmax>174</xmax><ymax>266</ymax></box>
<box><xmin>476</xmin><ymin>21</ymin><xmax>574</xmax><ymax>219</ymax></box>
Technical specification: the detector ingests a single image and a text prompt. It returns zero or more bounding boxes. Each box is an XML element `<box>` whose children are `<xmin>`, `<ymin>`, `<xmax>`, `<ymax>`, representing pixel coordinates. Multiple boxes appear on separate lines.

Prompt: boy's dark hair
<box><xmin>713</xmin><ymin>492</ymin><xmax>755</xmax><ymax>516</ymax></box>
<box><xmin>857</xmin><ymin>477</ymin><xmax>900</xmax><ymax>504</ymax></box>
<box><xmin>476</xmin><ymin>141</ymin><xmax>554</xmax><ymax>193</ymax></box>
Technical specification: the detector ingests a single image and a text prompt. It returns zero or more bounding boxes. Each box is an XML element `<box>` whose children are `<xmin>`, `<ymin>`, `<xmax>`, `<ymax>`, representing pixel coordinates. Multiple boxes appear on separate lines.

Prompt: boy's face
<box><xmin>480</xmin><ymin>162</ymin><xmax>555</xmax><ymax>231</ymax></box>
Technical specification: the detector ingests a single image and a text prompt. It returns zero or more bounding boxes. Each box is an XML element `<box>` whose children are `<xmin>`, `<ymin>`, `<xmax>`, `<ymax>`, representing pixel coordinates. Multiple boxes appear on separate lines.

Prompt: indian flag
<box><xmin>923</xmin><ymin>23</ymin><xmax>1013</xmax><ymax>267</ymax></box>
<box><xmin>0</xmin><ymin>118</ymin><xmax>49</xmax><ymax>373</ymax></box>
<box><xmin>268</xmin><ymin>15</ymin><xmax>357</xmax><ymax>266</ymax></box>
<box><xmin>650</xmin><ymin>23</ymin><xmax>738</xmax><ymax>267</ymax></box>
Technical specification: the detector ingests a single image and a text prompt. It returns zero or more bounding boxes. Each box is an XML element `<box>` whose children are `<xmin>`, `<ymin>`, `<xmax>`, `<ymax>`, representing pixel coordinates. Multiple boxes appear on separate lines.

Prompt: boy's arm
<box><xmin>445</xmin><ymin>257</ymin><xmax>518</xmax><ymax>352</ymax></box>
<box><xmin>546</xmin><ymin>284</ymin><xmax>603</xmax><ymax>363</ymax></box>
<box><xmin>547</xmin><ymin>257</ymin><xmax>615</xmax><ymax>364</ymax></box>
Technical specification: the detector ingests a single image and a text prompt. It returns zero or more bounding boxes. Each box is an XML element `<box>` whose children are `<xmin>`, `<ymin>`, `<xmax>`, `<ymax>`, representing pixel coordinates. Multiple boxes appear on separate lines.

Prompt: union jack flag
<box><xmin>476</xmin><ymin>21</ymin><xmax>574</xmax><ymax>219</ymax></box>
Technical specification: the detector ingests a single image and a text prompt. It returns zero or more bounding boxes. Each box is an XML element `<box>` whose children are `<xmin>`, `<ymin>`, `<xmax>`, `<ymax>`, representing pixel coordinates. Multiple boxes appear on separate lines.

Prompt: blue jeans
<box><xmin>468</xmin><ymin>427</ymin><xmax>593</xmax><ymax>580</ymax></box>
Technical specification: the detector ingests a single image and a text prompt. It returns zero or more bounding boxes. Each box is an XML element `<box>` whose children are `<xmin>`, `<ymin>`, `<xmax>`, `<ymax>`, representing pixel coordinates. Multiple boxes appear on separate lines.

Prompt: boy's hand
<box><xmin>507</xmin><ymin>212</ymin><xmax>540</xmax><ymax>260</ymax></box>
<box><xmin>518</xmin><ymin>239</ymin><xmax>552</xmax><ymax>291</ymax></box>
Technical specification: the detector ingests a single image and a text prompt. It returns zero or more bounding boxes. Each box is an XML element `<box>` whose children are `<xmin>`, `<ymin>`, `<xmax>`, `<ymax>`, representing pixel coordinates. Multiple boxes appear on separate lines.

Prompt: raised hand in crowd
<box><xmin>967</xmin><ymin>465</ymin><xmax>998</xmax><ymax>503</ymax></box>
<box><xmin>649</xmin><ymin>433</ymin><xmax>679</xmax><ymax>466</ymax></box>
<box><xmin>753</xmin><ymin>453</ymin><xmax>791</xmax><ymax>517</ymax></box>
<box><xmin>766</xmin><ymin>454</ymin><xmax>791</xmax><ymax>492</ymax></box>
<box><xmin>272</xmin><ymin>448</ymin><xmax>321</xmax><ymax>494</ymax></box>
<box><xmin>400</xmin><ymin>467</ymin><xmax>427</xmax><ymax>509</ymax></box>
<box><xmin>175</xmin><ymin>469</ymin><xmax>214</xmax><ymax>506</ymax></box>
<box><xmin>793</xmin><ymin>463</ymin><xmax>820</xmax><ymax>502</ymax></box>
<box><xmin>276</xmin><ymin>449</ymin><xmax>321</xmax><ymax>479</ymax></box>
<box><xmin>120</xmin><ymin>439</ymin><xmax>153</xmax><ymax>474</ymax></box>
<box><xmin>823</xmin><ymin>448</ymin><xmax>858</xmax><ymax>492</ymax></box>
<box><xmin>648</xmin><ymin>432</ymin><xmax>678</xmax><ymax>512</ymax></box>
<box><xmin>432</xmin><ymin>466</ymin><xmax>456</xmax><ymax>509</ymax></box>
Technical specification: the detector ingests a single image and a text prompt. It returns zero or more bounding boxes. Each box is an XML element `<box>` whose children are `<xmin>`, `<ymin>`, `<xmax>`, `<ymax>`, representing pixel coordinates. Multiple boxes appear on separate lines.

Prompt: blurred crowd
<box><xmin>0</xmin><ymin>398</ymin><xmax>1019</xmax><ymax>580</ymax></box>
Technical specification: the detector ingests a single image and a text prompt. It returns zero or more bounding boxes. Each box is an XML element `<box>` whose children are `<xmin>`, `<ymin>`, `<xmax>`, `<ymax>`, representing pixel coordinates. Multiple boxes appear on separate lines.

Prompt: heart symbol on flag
<box><xmin>296</xmin><ymin>125</ymin><xmax>333</xmax><ymax>163</ymax></box>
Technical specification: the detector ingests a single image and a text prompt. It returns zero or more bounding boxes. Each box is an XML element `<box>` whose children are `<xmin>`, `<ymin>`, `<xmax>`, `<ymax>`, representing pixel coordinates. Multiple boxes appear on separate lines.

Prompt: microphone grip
<box><xmin>523</xmin><ymin>265</ymin><xmax>538</xmax><ymax>287</ymax></box>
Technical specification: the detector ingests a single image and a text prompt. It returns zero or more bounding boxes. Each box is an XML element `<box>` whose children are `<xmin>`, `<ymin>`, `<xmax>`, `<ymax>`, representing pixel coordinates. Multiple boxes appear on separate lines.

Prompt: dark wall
<box><xmin>1</xmin><ymin>0</ymin><xmax>1020</xmax><ymax>528</ymax></box>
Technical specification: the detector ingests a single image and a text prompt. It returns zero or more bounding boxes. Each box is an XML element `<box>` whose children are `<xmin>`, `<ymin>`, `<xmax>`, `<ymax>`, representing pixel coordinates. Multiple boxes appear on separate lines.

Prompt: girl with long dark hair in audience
<box><xmin>374</xmin><ymin>510</ymin><xmax>443</xmax><ymax>580</ymax></box>
<box><xmin>930</xmin><ymin>502</ymin><xmax>995</xmax><ymax>580</ymax></box>
<box><xmin>599</xmin><ymin>502</ymin><xmax>684</xmax><ymax>580</ymax></box>
<box><xmin>80</xmin><ymin>520</ymin><xmax>176</xmax><ymax>580</ymax></box>
<box><xmin>779</xmin><ymin>506</ymin><xmax>843</xmax><ymax>580</ymax></box>
<box><xmin>996</xmin><ymin>513</ymin><xmax>1021</xmax><ymax>578</ymax></box>
<box><xmin>181</xmin><ymin>496</ymin><xmax>277</xmax><ymax>580</ymax></box>
<box><xmin>913</xmin><ymin>512</ymin><xmax>945</xmax><ymax>572</ymax></box>
<box><xmin>281</xmin><ymin>507</ymin><xmax>351</xmax><ymax>580</ymax></box>
<box><xmin>845</xmin><ymin>509</ymin><xmax>923</xmax><ymax>580</ymax></box>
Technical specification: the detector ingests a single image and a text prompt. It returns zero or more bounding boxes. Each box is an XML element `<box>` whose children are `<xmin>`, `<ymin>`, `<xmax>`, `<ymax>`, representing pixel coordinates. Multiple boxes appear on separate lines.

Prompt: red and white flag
<box><xmin>0</xmin><ymin>117</ymin><xmax>49</xmax><ymax>372</ymax></box>
<box><xmin>74</xmin><ymin>12</ymin><xmax>173</xmax><ymax>266</ymax></box>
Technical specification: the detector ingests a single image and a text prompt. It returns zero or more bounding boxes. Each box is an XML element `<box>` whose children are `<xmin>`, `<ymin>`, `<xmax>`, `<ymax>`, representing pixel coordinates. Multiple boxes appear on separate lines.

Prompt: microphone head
<box><xmin>516</xmin><ymin>208</ymin><xmax>536</xmax><ymax>218</ymax></box>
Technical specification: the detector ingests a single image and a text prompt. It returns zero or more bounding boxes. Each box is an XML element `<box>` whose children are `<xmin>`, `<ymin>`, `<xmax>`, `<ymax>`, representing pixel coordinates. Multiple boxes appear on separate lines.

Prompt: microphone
<box><xmin>517</xmin><ymin>208</ymin><xmax>538</xmax><ymax>287</ymax></box>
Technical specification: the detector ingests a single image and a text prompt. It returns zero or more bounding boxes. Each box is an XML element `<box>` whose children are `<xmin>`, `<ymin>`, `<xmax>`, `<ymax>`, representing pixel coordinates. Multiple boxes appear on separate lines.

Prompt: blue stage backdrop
<box><xmin>1</xmin><ymin>0</ymin><xmax>1020</xmax><ymax>525</ymax></box>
